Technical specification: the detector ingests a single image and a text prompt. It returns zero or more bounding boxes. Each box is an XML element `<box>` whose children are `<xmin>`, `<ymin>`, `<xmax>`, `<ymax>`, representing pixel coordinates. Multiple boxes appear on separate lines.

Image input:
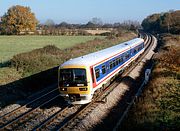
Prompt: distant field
<box><xmin>85</xmin><ymin>29</ymin><xmax>111</xmax><ymax>35</ymax></box>
<box><xmin>0</xmin><ymin>35</ymin><xmax>104</xmax><ymax>62</ymax></box>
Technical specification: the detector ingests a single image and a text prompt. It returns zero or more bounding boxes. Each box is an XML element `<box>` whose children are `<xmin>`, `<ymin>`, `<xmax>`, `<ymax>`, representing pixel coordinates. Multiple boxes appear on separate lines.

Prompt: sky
<box><xmin>0</xmin><ymin>0</ymin><xmax>179</xmax><ymax>24</ymax></box>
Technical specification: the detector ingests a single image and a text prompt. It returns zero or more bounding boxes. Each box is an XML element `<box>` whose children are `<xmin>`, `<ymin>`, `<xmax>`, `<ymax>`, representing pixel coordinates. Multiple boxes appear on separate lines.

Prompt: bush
<box><xmin>11</xmin><ymin>45</ymin><xmax>66</xmax><ymax>76</ymax></box>
<box><xmin>121</xmin><ymin>34</ymin><xmax>180</xmax><ymax>130</ymax></box>
<box><xmin>10</xmin><ymin>32</ymin><xmax>136</xmax><ymax>77</ymax></box>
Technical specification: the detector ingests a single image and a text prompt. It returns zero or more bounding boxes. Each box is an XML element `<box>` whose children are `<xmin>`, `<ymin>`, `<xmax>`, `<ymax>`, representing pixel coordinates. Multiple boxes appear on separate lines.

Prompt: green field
<box><xmin>0</xmin><ymin>35</ymin><xmax>104</xmax><ymax>62</ymax></box>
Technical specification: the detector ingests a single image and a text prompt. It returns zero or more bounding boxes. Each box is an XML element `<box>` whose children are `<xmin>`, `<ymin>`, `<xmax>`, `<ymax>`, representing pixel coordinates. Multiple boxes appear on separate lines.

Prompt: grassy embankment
<box><xmin>0</xmin><ymin>35</ymin><xmax>104</xmax><ymax>85</ymax></box>
<box><xmin>121</xmin><ymin>34</ymin><xmax>180</xmax><ymax>130</ymax></box>
<box><xmin>0</xmin><ymin>32</ymin><xmax>136</xmax><ymax>85</ymax></box>
<box><xmin>0</xmin><ymin>35</ymin><xmax>104</xmax><ymax>62</ymax></box>
<box><xmin>0</xmin><ymin>31</ymin><xmax>136</xmax><ymax>107</ymax></box>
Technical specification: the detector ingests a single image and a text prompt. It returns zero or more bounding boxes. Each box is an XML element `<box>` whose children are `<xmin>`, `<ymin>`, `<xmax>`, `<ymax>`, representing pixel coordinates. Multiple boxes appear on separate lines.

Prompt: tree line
<box><xmin>0</xmin><ymin>5</ymin><xmax>140</xmax><ymax>35</ymax></box>
<box><xmin>141</xmin><ymin>10</ymin><xmax>180</xmax><ymax>34</ymax></box>
<box><xmin>37</xmin><ymin>20</ymin><xmax>139</xmax><ymax>36</ymax></box>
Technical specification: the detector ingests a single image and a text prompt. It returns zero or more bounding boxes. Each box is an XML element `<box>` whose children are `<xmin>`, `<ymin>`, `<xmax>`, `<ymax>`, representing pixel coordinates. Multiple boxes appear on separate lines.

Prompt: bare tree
<box><xmin>44</xmin><ymin>19</ymin><xmax>55</xmax><ymax>26</ymax></box>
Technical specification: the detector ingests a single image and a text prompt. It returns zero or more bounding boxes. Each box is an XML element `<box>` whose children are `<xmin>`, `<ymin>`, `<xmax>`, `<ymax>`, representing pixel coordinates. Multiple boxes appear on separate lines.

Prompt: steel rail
<box><xmin>0</xmin><ymin>87</ymin><xmax>58</xmax><ymax>120</ymax></box>
<box><xmin>0</xmin><ymin>94</ymin><xmax>60</xmax><ymax>130</ymax></box>
<box><xmin>113</xmin><ymin>34</ymin><xmax>156</xmax><ymax>130</ymax></box>
<box><xmin>57</xmin><ymin>77</ymin><xmax>121</xmax><ymax>131</ymax></box>
<box><xmin>57</xmin><ymin>34</ymin><xmax>152</xmax><ymax>131</ymax></box>
<box><xmin>0</xmin><ymin>34</ymin><xmax>152</xmax><ymax>131</ymax></box>
<box><xmin>32</xmin><ymin>104</ymin><xmax>72</xmax><ymax>131</ymax></box>
<box><xmin>34</xmin><ymin>73</ymin><xmax>122</xmax><ymax>131</ymax></box>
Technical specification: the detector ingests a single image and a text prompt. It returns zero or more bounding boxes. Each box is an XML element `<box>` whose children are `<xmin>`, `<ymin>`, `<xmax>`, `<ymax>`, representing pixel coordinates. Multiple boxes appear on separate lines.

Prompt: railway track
<box><xmin>0</xmin><ymin>87</ymin><xmax>63</xmax><ymax>130</ymax></box>
<box><xmin>112</xmin><ymin>34</ymin><xmax>156</xmax><ymax>130</ymax></box>
<box><xmin>33</xmin><ymin>74</ymin><xmax>122</xmax><ymax>131</ymax></box>
<box><xmin>57</xmin><ymin>34</ymin><xmax>154</xmax><ymax>131</ymax></box>
<box><xmin>35</xmin><ymin>34</ymin><xmax>154</xmax><ymax>131</ymax></box>
<box><xmin>0</xmin><ymin>34</ymin><xmax>154</xmax><ymax>130</ymax></box>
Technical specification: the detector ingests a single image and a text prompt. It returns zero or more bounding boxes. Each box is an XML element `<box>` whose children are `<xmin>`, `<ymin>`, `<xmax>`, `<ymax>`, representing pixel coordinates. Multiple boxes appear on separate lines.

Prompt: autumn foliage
<box><xmin>142</xmin><ymin>10</ymin><xmax>180</xmax><ymax>34</ymax></box>
<box><xmin>121</xmin><ymin>34</ymin><xmax>180</xmax><ymax>130</ymax></box>
<box><xmin>0</xmin><ymin>5</ymin><xmax>38</xmax><ymax>35</ymax></box>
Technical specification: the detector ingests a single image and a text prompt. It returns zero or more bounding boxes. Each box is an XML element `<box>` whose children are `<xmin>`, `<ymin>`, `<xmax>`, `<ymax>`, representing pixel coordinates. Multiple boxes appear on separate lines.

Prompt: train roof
<box><xmin>61</xmin><ymin>38</ymin><xmax>144</xmax><ymax>68</ymax></box>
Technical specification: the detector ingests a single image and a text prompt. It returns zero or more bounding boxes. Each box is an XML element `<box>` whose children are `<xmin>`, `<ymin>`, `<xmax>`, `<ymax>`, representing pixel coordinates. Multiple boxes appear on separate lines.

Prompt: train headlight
<box><xmin>79</xmin><ymin>88</ymin><xmax>88</xmax><ymax>91</ymax></box>
<box><xmin>60</xmin><ymin>88</ymin><xmax>67</xmax><ymax>91</ymax></box>
<box><xmin>77</xmin><ymin>84</ymin><xmax>84</xmax><ymax>86</ymax></box>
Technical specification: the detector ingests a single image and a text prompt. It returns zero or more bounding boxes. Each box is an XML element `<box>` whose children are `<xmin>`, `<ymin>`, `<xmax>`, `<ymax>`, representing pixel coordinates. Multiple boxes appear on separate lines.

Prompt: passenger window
<box><xmin>142</xmin><ymin>44</ymin><xmax>144</xmax><ymax>48</ymax></box>
<box><xmin>116</xmin><ymin>58</ymin><xmax>119</xmax><ymax>65</ymax></box>
<box><xmin>119</xmin><ymin>57</ymin><xmax>123</xmax><ymax>63</ymax></box>
<box><xmin>95</xmin><ymin>69</ymin><xmax>100</xmax><ymax>79</ymax></box>
<box><xmin>102</xmin><ymin>65</ymin><xmax>106</xmax><ymax>74</ymax></box>
<box><xmin>110</xmin><ymin>61</ymin><xmax>113</xmax><ymax>69</ymax></box>
<box><xmin>138</xmin><ymin>45</ymin><xmax>142</xmax><ymax>51</ymax></box>
<box><xmin>136</xmin><ymin>47</ymin><xmax>138</xmax><ymax>53</ymax></box>
<box><xmin>113</xmin><ymin>60</ymin><xmax>116</xmax><ymax>67</ymax></box>
<box><xmin>125</xmin><ymin>53</ymin><xmax>130</xmax><ymax>59</ymax></box>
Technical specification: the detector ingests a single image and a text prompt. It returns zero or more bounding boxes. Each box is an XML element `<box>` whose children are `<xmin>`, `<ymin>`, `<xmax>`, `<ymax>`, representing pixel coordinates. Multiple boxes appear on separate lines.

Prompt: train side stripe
<box><xmin>92</xmin><ymin>48</ymin><xmax>144</xmax><ymax>88</ymax></box>
<box><xmin>91</xmin><ymin>41</ymin><xmax>143</xmax><ymax>68</ymax></box>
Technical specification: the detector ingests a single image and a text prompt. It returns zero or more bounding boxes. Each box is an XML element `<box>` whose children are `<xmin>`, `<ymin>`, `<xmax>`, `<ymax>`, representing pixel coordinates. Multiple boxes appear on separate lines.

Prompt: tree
<box><xmin>122</xmin><ymin>20</ymin><xmax>141</xmax><ymax>31</ymax></box>
<box><xmin>85</xmin><ymin>21</ymin><xmax>97</xmax><ymax>28</ymax></box>
<box><xmin>44</xmin><ymin>19</ymin><xmax>55</xmax><ymax>26</ymax></box>
<box><xmin>85</xmin><ymin>17</ymin><xmax>103</xmax><ymax>28</ymax></box>
<box><xmin>141</xmin><ymin>13</ymin><xmax>161</xmax><ymax>33</ymax></box>
<box><xmin>1</xmin><ymin>5</ymin><xmax>38</xmax><ymax>35</ymax></box>
<box><xmin>161</xmin><ymin>10</ymin><xmax>180</xmax><ymax>34</ymax></box>
<box><xmin>0</xmin><ymin>17</ymin><xmax>2</xmax><ymax>34</ymax></box>
<box><xmin>141</xmin><ymin>10</ymin><xmax>180</xmax><ymax>34</ymax></box>
<box><xmin>91</xmin><ymin>17</ymin><xmax>103</xmax><ymax>26</ymax></box>
<box><xmin>58</xmin><ymin>22</ymin><xmax>73</xmax><ymax>28</ymax></box>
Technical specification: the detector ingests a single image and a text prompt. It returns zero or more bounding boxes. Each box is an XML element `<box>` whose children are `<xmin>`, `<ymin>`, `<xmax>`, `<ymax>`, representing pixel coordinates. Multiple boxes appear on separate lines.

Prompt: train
<box><xmin>58</xmin><ymin>38</ymin><xmax>144</xmax><ymax>104</ymax></box>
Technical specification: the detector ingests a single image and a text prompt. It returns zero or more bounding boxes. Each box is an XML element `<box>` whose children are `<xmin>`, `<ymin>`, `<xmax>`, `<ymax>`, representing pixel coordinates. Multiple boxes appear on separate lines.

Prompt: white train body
<box><xmin>58</xmin><ymin>38</ymin><xmax>144</xmax><ymax>104</ymax></box>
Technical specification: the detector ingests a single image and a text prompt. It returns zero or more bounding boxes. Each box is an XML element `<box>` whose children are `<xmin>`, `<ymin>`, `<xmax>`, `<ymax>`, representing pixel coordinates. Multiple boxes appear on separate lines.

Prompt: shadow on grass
<box><xmin>0</xmin><ymin>66</ymin><xmax>66</xmax><ymax>109</ymax></box>
<box><xmin>0</xmin><ymin>61</ymin><xmax>11</xmax><ymax>68</ymax></box>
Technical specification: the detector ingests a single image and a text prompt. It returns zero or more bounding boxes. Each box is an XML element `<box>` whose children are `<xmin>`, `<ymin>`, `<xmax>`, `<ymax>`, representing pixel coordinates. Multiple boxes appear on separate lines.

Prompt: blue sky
<box><xmin>0</xmin><ymin>0</ymin><xmax>179</xmax><ymax>24</ymax></box>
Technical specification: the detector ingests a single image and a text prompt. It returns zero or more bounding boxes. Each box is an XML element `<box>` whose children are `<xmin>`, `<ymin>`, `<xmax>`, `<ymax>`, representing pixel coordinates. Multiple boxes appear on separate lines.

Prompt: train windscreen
<box><xmin>59</xmin><ymin>68</ymin><xmax>87</xmax><ymax>87</ymax></box>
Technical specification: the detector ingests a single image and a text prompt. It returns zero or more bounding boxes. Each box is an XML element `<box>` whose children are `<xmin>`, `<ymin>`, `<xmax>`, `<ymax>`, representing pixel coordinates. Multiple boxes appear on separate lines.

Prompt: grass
<box><xmin>0</xmin><ymin>32</ymin><xmax>136</xmax><ymax>85</ymax></box>
<box><xmin>0</xmin><ymin>35</ymin><xmax>104</xmax><ymax>62</ymax></box>
<box><xmin>0</xmin><ymin>67</ymin><xmax>22</xmax><ymax>85</ymax></box>
<box><xmin>0</xmin><ymin>32</ymin><xmax>136</xmax><ymax>108</ymax></box>
<box><xmin>11</xmin><ymin>32</ymin><xmax>136</xmax><ymax>77</ymax></box>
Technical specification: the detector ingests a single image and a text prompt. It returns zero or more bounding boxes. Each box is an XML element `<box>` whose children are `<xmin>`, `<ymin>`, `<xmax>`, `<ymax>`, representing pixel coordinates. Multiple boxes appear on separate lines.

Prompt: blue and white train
<box><xmin>58</xmin><ymin>38</ymin><xmax>144</xmax><ymax>104</ymax></box>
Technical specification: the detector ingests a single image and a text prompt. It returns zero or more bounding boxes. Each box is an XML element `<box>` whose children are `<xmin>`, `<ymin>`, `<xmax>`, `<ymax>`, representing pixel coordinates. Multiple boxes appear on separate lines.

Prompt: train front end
<box><xmin>58</xmin><ymin>65</ymin><xmax>92</xmax><ymax>104</ymax></box>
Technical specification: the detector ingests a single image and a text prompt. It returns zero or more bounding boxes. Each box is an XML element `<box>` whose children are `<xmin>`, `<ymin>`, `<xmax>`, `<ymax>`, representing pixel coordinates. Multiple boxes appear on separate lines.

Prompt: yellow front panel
<box><xmin>59</xmin><ymin>65</ymin><xmax>92</xmax><ymax>95</ymax></box>
<box><xmin>60</xmin><ymin>86</ymin><xmax>90</xmax><ymax>94</ymax></box>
